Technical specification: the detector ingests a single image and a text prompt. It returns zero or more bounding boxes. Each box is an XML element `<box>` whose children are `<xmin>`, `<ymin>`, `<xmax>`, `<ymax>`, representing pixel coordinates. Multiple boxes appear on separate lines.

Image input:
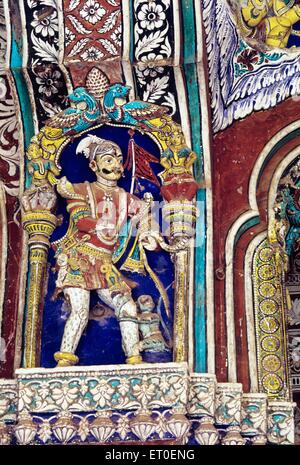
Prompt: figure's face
<box><xmin>171</xmin><ymin>131</ymin><xmax>184</xmax><ymax>147</ymax></box>
<box><xmin>27</xmin><ymin>140</ymin><xmax>40</xmax><ymax>160</ymax></box>
<box><xmin>91</xmin><ymin>149</ymin><xmax>123</xmax><ymax>181</ymax></box>
<box><xmin>138</xmin><ymin>295</ymin><xmax>155</xmax><ymax>312</ymax></box>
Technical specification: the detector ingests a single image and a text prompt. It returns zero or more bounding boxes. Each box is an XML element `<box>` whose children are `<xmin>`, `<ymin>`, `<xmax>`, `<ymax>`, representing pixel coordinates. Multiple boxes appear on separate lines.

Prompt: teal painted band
<box><xmin>11</xmin><ymin>33</ymin><xmax>34</xmax><ymax>188</ymax></box>
<box><xmin>184</xmin><ymin>62</ymin><xmax>203</xmax><ymax>181</ymax></box>
<box><xmin>195</xmin><ymin>188</ymin><xmax>207</xmax><ymax>372</ymax></box>
<box><xmin>258</xmin><ymin>127</ymin><xmax>300</xmax><ymax>187</ymax></box>
<box><xmin>234</xmin><ymin>216</ymin><xmax>261</xmax><ymax>247</ymax></box>
<box><xmin>181</xmin><ymin>0</ymin><xmax>196</xmax><ymax>63</ymax></box>
<box><xmin>129</xmin><ymin>0</ymin><xmax>135</xmax><ymax>63</ymax></box>
<box><xmin>184</xmin><ymin>62</ymin><xmax>206</xmax><ymax>372</ymax></box>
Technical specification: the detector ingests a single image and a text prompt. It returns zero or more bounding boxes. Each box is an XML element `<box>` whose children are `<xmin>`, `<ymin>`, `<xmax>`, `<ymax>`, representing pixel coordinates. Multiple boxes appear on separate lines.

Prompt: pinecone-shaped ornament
<box><xmin>86</xmin><ymin>67</ymin><xmax>110</xmax><ymax>101</ymax></box>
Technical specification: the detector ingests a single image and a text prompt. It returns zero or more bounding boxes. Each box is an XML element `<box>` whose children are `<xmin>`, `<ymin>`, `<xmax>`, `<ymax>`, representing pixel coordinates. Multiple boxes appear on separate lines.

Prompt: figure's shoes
<box><xmin>54</xmin><ymin>351</ymin><xmax>79</xmax><ymax>367</ymax></box>
<box><xmin>126</xmin><ymin>355</ymin><xmax>143</xmax><ymax>364</ymax></box>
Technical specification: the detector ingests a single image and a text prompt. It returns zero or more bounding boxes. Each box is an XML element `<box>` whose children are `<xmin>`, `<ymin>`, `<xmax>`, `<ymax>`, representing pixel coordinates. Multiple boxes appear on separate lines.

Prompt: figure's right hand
<box><xmin>56</xmin><ymin>176</ymin><xmax>84</xmax><ymax>200</ymax></box>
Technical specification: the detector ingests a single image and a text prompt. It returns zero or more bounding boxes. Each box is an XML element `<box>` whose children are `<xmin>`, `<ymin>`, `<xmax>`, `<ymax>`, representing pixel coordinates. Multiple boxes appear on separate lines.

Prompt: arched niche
<box><xmin>39</xmin><ymin>123</ymin><xmax>174</xmax><ymax>368</ymax></box>
<box><xmin>20</xmin><ymin>79</ymin><xmax>199</xmax><ymax>371</ymax></box>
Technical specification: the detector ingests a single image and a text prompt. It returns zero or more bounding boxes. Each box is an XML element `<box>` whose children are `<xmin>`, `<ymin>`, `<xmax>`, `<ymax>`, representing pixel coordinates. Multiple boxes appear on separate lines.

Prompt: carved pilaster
<box><xmin>241</xmin><ymin>393</ymin><xmax>267</xmax><ymax>439</ymax></box>
<box><xmin>267</xmin><ymin>401</ymin><xmax>295</xmax><ymax>445</ymax></box>
<box><xmin>22</xmin><ymin>211</ymin><xmax>57</xmax><ymax>367</ymax></box>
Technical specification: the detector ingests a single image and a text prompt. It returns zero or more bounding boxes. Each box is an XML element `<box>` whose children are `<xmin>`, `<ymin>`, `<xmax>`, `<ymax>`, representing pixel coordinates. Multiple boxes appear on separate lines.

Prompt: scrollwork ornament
<box><xmin>241</xmin><ymin>394</ymin><xmax>267</xmax><ymax>437</ymax></box>
<box><xmin>215</xmin><ymin>383</ymin><xmax>242</xmax><ymax>426</ymax></box>
<box><xmin>267</xmin><ymin>401</ymin><xmax>296</xmax><ymax>445</ymax></box>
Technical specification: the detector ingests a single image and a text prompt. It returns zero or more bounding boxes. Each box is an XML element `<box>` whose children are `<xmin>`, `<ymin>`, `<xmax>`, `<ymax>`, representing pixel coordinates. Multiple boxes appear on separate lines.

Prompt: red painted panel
<box><xmin>213</xmin><ymin>96</ymin><xmax>300</xmax><ymax>383</ymax></box>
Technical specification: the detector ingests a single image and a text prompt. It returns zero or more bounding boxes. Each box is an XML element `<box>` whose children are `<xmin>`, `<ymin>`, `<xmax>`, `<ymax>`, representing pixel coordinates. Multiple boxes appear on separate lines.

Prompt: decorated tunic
<box><xmin>53</xmin><ymin>181</ymin><xmax>145</xmax><ymax>292</ymax></box>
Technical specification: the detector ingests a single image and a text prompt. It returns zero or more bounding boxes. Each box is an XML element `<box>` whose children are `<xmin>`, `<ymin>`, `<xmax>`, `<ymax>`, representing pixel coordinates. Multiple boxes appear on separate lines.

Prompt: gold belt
<box><xmin>77</xmin><ymin>243</ymin><xmax>112</xmax><ymax>259</ymax></box>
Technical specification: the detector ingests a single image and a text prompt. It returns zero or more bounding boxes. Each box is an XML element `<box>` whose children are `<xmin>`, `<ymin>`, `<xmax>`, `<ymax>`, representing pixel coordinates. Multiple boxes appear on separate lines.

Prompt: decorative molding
<box><xmin>132</xmin><ymin>0</ymin><xmax>178</xmax><ymax>120</ymax></box>
<box><xmin>16</xmin><ymin>363</ymin><xmax>189</xmax><ymax>413</ymax></box>
<box><xmin>267</xmin><ymin>401</ymin><xmax>295</xmax><ymax>444</ymax></box>
<box><xmin>0</xmin><ymin>379</ymin><xmax>17</xmax><ymax>422</ymax></box>
<box><xmin>20</xmin><ymin>0</ymin><xmax>61</xmax><ymax>67</ymax></box>
<box><xmin>63</xmin><ymin>0</ymin><xmax>122</xmax><ymax>63</ymax></box>
<box><xmin>0</xmin><ymin>367</ymin><xmax>294</xmax><ymax>445</ymax></box>
<box><xmin>187</xmin><ymin>373</ymin><xmax>216</xmax><ymax>418</ymax></box>
<box><xmin>244</xmin><ymin>231</ymin><xmax>267</xmax><ymax>393</ymax></box>
<box><xmin>241</xmin><ymin>393</ymin><xmax>268</xmax><ymax>437</ymax></box>
<box><xmin>0</xmin><ymin>72</ymin><xmax>20</xmax><ymax>194</ymax></box>
<box><xmin>215</xmin><ymin>383</ymin><xmax>243</xmax><ymax>426</ymax></box>
<box><xmin>252</xmin><ymin>239</ymin><xmax>290</xmax><ymax>399</ymax></box>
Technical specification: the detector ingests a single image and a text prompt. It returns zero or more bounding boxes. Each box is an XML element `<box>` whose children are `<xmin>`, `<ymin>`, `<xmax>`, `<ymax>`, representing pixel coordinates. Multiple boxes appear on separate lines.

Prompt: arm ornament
<box><xmin>56</xmin><ymin>176</ymin><xmax>85</xmax><ymax>200</ymax></box>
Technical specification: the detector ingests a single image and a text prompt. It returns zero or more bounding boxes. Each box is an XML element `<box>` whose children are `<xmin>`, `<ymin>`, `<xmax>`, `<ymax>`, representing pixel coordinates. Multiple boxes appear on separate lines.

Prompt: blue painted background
<box><xmin>41</xmin><ymin>125</ymin><xmax>174</xmax><ymax>367</ymax></box>
<box><xmin>287</xmin><ymin>22</ymin><xmax>300</xmax><ymax>48</ymax></box>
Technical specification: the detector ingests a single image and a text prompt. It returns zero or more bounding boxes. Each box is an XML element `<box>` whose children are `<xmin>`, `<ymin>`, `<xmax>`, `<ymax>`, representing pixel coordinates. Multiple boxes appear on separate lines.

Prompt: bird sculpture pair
<box><xmin>47</xmin><ymin>80</ymin><xmax>169</xmax><ymax>134</ymax></box>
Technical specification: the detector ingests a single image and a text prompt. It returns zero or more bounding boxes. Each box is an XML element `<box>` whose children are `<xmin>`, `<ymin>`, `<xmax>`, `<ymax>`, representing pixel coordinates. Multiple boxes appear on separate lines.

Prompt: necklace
<box><xmin>95</xmin><ymin>177</ymin><xmax>118</xmax><ymax>191</ymax></box>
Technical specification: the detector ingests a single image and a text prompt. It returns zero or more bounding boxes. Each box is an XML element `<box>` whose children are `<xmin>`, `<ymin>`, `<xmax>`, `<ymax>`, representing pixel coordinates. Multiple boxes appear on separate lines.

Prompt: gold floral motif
<box><xmin>258</xmin><ymin>282</ymin><xmax>276</xmax><ymax>298</ymax></box>
<box><xmin>261</xmin><ymin>336</ymin><xmax>281</xmax><ymax>353</ymax></box>
<box><xmin>262</xmin><ymin>354</ymin><xmax>282</xmax><ymax>373</ymax></box>
<box><xmin>253</xmin><ymin>239</ymin><xmax>290</xmax><ymax>399</ymax></box>
<box><xmin>261</xmin><ymin>373</ymin><xmax>283</xmax><ymax>394</ymax></box>
<box><xmin>259</xmin><ymin>247</ymin><xmax>274</xmax><ymax>262</ymax></box>
<box><xmin>258</xmin><ymin>264</ymin><xmax>276</xmax><ymax>281</ymax></box>
<box><xmin>259</xmin><ymin>316</ymin><xmax>280</xmax><ymax>334</ymax></box>
<box><xmin>260</xmin><ymin>298</ymin><xmax>278</xmax><ymax>315</ymax></box>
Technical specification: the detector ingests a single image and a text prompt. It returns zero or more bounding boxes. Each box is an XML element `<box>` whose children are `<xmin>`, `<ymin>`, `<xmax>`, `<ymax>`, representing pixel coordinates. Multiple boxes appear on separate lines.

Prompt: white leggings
<box><xmin>60</xmin><ymin>287</ymin><xmax>140</xmax><ymax>358</ymax></box>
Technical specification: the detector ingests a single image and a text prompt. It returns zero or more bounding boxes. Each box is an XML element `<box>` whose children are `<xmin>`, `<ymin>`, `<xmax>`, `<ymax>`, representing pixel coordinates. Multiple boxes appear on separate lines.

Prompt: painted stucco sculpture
<box><xmin>0</xmin><ymin>0</ymin><xmax>298</xmax><ymax>447</ymax></box>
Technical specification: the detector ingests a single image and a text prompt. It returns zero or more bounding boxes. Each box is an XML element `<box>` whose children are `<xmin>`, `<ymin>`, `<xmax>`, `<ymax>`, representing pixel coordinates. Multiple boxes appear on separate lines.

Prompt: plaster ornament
<box><xmin>187</xmin><ymin>374</ymin><xmax>216</xmax><ymax>418</ymax></box>
<box><xmin>194</xmin><ymin>417</ymin><xmax>219</xmax><ymax>445</ymax></box>
<box><xmin>166</xmin><ymin>410</ymin><xmax>190</xmax><ymax>443</ymax></box>
<box><xmin>221</xmin><ymin>426</ymin><xmax>246</xmax><ymax>446</ymax></box>
<box><xmin>241</xmin><ymin>394</ymin><xmax>268</xmax><ymax>436</ymax></box>
<box><xmin>89</xmin><ymin>411</ymin><xmax>115</xmax><ymax>443</ymax></box>
<box><xmin>215</xmin><ymin>383</ymin><xmax>243</xmax><ymax>426</ymax></box>
<box><xmin>251</xmin><ymin>434</ymin><xmax>267</xmax><ymax>445</ymax></box>
<box><xmin>267</xmin><ymin>401</ymin><xmax>296</xmax><ymax>445</ymax></box>
<box><xmin>137</xmin><ymin>294</ymin><xmax>169</xmax><ymax>353</ymax></box>
<box><xmin>0</xmin><ymin>423</ymin><xmax>11</xmax><ymax>445</ymax></box>
<box><xmin>236</xmin><ymin>0</ymin><xmax>300</xmax><ymax>48</ymax></box>
<box><xmin>129</xmin><ymin>410</ymin><xmax>156</xmax><ymax>441</ymax></box>
<box><xmin>103</xmin><ymin>83</ymin><xmax>169</xmax><ymax>130</ymax></box>
<box><xmin>52</xmin><ymin>411</ymin><xmax>77</xmax><ymax>444</ymax></box>
<box><xmin>45</xmin><ymin>87</ymin><xmax>101</xmax><ymax>134</ymax></box>
<box><xmin>14</xmin><ymin>411</ymin><xmax>37</xmax><ymax>445</ymax></box>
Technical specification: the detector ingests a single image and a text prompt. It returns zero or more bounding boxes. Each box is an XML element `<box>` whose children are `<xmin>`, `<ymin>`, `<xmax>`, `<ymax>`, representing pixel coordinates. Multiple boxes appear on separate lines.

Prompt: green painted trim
<box><xmin>184</xmin><ymin>62</ymin><xmax>206</xmax><ymax>372</ymax></box>
<box><xmin>11</xmin><ymin>33</ymin><xmax>34</xmax><ymax>188</ymax></box>
<box><xmin>195</xmin><ymin>188</ymin><xmax>207</xmax><ymax>372</ymax></box>
<box><xmin>129</xmin><ymin>0</ymin><xmax>135</xmax><ymax>63</ymax></box>
<box><xmin>235</xmin><ymin>217</ymin><xmax>261</xmax><ymax>246</ymax></box>
<box><xmin>184</xmin><ymin>62</ymin><xmax>203</xmax><ymax>180</ymax></box>
<box><xmin>258</xmin><ymin>127</ymin><xmax>300</xmax><ymax>186</ymax></box>
<box><xmin>181</xmin><ymin>0</ymin><xmax>196</xmax><ymax>63</ymax></box>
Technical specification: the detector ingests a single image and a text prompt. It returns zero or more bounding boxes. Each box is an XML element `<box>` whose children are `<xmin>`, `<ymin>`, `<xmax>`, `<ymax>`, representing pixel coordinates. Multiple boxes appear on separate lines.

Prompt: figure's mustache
<box><xmin>102</xmin><ymin>167</ymin><xmax>123</xmax><ymax>175</ymax></box>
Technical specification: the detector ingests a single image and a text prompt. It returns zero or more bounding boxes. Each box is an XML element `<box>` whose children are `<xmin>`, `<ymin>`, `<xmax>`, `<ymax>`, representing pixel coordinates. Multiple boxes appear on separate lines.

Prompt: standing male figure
<box><xmin>53</xmin><ymin>136</ymin><xmax>149</xmax><ymax>367</ymax></box>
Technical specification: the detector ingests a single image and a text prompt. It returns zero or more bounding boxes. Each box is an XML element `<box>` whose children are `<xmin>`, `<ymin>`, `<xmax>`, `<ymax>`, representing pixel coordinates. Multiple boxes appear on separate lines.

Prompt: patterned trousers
<box><xmin>60</xmin><ymin>286</ymin><xmax>140</xmax><ymax>359</ymax></box>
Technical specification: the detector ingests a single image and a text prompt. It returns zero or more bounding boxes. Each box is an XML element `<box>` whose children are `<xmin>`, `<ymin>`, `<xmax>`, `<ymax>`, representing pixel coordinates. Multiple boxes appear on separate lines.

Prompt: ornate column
<box><xmin>20</xmin><ymin>128</ymin><xmax>65</xmax><ymax>367</ymax></box>
<box><xmin>267</xmin><ymin>400</ymin><xmax>296</xmax><ymax>445</ymax></box>
<box><xmin>22</xmin><ymin>210</ymin><xmax>57</xmax><ymax>367</ymax></box>
<box><xmin>162</xmin><ymin>202</ymin><xmax>199</xmax><ymax>362</ymax></box>
<box><xmin>151</xmin><ymin>118</ymin><xmax>200</xmax><ymax>363</ymax></box>
<box><xmin>241</xmin><ymin>393</ymin><xmax>268</xmax><ymax>444</ymax></box>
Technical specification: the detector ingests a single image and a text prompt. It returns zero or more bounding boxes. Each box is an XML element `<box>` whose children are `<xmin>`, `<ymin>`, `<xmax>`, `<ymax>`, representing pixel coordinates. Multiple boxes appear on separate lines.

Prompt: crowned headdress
<box><xmin>76</xmin><ymin>135</ymin><xmax>122</xmax><ymax>162</ymax></box>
